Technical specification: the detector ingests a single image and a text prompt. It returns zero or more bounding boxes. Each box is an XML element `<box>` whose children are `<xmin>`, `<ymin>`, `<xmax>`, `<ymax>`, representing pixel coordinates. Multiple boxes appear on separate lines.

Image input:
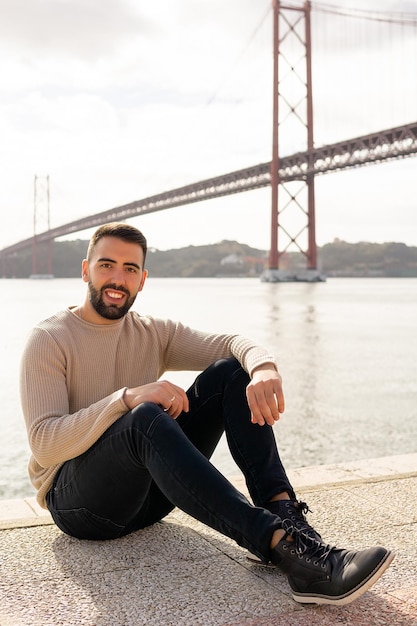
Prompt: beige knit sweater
<box><xmin>20</xmin><ymin>307</ymin><xmax>277</xmax><ymax>508</ymax></box>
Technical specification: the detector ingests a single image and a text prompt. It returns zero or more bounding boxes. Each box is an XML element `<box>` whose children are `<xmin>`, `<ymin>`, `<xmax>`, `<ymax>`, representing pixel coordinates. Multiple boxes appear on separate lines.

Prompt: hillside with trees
<box><xmin>320</xmin><ymin>240</ymin><xmax>417</xmax><ymax>277</ymax></box>
<box><xmin>2</xmin><ymin>238</ymin><xmax>417</xmax><ymax>278</ymax></box>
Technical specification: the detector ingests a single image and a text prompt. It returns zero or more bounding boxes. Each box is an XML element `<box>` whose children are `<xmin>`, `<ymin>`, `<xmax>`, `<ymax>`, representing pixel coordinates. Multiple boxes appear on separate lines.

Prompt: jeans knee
<box><xmin>215</xmin><ymin>357</ymin><xmax>250</xmax><ymax>390</ymax></box>
<box><xmin>211</xmin><ymin>357</ymin><xmax>247</xmax><ymax>380</ymax></box>
<box><xmin>122</xmin><ymin>402</ymin><xmax>167</xmax><ymax>434</ymax></box>
<box><xmin>194</xmin><ymin>358</ymin><xmax>249</xmax><ymax>402</ymax></box>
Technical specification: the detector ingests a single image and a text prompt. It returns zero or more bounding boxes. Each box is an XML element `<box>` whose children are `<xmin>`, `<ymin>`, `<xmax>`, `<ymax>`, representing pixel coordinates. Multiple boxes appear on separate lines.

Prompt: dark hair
<box><xmin>87</xmin><ymin>222</ymin><xmax>147</xmax><ymax>264</ymax></box>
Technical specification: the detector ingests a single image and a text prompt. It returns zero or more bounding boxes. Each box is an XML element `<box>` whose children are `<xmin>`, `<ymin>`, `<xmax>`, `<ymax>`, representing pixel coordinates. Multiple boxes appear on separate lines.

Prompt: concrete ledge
<box><xmin>1</xmin><ymin>453</ymin><xmax>416</xmax><ymax>531</ymax></box>
<box><xmin>286</xmin><ymin>452</ymin><xmax>417</xmax><ymax>490</ymax></box>
<box><xmin>0</xmin><ymin>497</ymin><xmax>52</xmax><ymax>529</ymax></box>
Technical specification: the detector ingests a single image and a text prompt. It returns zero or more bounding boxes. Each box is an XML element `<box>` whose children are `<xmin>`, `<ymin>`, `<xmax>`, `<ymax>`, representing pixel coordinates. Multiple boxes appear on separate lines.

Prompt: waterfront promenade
<box><xmin>1</xmin><ymin>453</ymin><xmax>416</xmax><ymax>626</ymax></box>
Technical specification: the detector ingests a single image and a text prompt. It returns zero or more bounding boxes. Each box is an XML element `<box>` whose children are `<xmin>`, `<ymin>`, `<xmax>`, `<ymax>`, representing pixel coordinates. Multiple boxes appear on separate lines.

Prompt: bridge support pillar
<box><xmin>31</xmin><ymin>175</ymin><xmax>54</xmax><ymax>279</ymax></box>
<box><xmin>265</xmin><ymin>0</ymin><xmax>324</xmax><ymax>282</ymax></box>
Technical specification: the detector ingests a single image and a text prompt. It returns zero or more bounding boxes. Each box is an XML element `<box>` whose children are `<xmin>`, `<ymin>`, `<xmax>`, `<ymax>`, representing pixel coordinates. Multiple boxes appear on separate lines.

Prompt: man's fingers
<box><xmin>247</xmin><ymin>380</ymin><xmax>283</xmax><ymax>426</ymax></box>
<box><xmin>161</xmin><ymin>383</ymin><xmax>189</xmax><ymax>418</ymax></box>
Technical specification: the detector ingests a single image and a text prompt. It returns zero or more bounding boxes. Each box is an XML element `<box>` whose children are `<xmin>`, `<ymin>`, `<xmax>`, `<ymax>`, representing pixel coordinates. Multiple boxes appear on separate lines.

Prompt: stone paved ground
<box><xmin>1</xmin><ymin>454</ymin><xmax>416</xmax><ymax>626</ymax></box>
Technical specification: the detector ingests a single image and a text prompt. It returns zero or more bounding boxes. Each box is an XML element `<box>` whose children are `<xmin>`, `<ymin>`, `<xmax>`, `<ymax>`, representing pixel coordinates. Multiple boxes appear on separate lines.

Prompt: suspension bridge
<box><xmin>2</xmin><ymin>1</ymin><xmax>417</xmax><ymax>280</ymax></box>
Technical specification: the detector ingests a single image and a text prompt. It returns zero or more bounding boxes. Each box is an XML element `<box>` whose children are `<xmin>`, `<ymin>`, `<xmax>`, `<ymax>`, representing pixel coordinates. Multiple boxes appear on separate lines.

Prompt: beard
<box><xmin>88</xmin><ymin>280</ymin><xmax>138</xmax><ymax>320</ymax></box>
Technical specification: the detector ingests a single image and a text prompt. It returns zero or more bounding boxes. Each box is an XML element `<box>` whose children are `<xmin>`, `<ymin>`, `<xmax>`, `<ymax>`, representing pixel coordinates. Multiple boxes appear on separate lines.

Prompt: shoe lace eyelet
<box><xmin>290</xmin><ymin>549</ymin><xmax>296</xmax><ymax>555</ymax></box>
<box><xmin>282</xmin><ymin>545</ymin><xmax>288</xmax><ymax>551</ymax></box>
<box><xmin>313</xmin><ymin>560</ymin><xmax>319</xmax><ymax>566</ymax></box>
<box><xmin>306</xmin><ymin>558</ymin><xmax>311</xmax><ymax>563</ymax></box>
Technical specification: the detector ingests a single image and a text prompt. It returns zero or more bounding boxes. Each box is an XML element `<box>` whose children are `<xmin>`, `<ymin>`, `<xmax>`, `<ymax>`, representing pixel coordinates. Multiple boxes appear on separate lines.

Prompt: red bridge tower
<box><xmin>263</xmin><ymin>0</ymin><xmax>324</xmax><ymax>282</ymax></box>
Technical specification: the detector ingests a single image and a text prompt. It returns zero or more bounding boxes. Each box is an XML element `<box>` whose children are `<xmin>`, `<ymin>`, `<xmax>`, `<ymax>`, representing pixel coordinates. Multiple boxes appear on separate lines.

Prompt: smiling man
<box><xmin>20</xmin><ymin>222</ymin><xmax>394</xmax><ymax>607</ymax></box>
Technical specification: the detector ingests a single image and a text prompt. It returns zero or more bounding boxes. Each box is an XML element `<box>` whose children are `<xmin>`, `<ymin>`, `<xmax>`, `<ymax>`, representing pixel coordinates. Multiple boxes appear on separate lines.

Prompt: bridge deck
<box><xmin>2</xmin><ymin>122</ymin><xmax>416</xmax><ymax>257</ymax></box>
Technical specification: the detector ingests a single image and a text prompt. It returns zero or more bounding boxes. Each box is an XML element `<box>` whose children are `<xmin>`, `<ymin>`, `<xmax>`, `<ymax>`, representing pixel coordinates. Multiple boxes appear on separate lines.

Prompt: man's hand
<box><xmin>123</xmin><ymin>381</ymin><xmax>189</xmax><ymax>419</ymax></box>
<box><xmin>246</xmin><ymin>364</ymin><xmax>285</xmax><ymax>426</ymax></box>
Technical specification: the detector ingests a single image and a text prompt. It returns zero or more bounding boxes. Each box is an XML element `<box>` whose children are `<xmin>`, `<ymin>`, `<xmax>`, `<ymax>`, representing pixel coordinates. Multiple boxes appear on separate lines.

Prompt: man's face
<box><xmin>82</xmin><ymin>236</ymin><xmax>147</xmax><ymax>322</ymax></box>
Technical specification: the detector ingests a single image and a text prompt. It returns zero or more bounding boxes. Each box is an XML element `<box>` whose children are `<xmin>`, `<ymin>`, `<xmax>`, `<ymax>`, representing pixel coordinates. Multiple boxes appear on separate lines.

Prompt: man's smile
<box><xmin>101</xmin><ymin>285</ymin><xmax>130</xmax><ymax>305</ymax></box>
<box><xmin>105</xmin><ymin>289</ymin><xmax>125</xmax><ymax>301</ymax></box>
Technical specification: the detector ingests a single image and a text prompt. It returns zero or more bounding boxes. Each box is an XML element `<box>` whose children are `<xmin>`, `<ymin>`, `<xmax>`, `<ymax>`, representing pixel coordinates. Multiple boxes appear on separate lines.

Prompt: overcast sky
<box><xmin>1</xmin><ymin>0</ymin><xmax>416</xmax><ymax>252</ymax></box>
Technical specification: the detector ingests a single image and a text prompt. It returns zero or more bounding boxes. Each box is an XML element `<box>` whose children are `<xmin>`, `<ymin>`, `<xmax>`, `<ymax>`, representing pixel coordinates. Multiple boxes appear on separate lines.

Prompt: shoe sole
<box><xmin>246</xmin><ymin>552</ymin><xmax>274</xmax><ymax>566</ymax></box>
<box><xmin>291</xmin><ymin>549</ymin><xmax>395</xmax><ymax>606</ymax></box>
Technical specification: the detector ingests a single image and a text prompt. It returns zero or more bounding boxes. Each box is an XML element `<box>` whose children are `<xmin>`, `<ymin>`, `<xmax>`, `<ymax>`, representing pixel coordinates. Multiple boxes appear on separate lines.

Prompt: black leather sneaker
<box><xmin>270</xmin><ymin>529</ymin><xmax>395</xmax><ymax>606</ymax></box>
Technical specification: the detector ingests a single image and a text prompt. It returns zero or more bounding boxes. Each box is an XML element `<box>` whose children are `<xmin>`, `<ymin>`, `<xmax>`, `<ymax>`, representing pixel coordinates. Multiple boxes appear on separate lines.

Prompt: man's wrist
<box><xmin>251</xmin><ymin>362</ymin><xmax>278</xmax><ymax>375</ymax></box>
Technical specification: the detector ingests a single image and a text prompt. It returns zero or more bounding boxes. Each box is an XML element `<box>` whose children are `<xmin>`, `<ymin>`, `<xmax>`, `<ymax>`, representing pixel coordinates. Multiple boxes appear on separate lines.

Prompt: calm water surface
<box><xmin>2</xmin><ymin>277</ymin><xmax>417</xmax><ymax>499</ymax></box>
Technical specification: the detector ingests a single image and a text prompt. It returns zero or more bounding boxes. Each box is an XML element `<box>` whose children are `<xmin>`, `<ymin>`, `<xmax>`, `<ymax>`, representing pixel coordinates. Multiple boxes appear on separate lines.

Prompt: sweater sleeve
<box><xmin>20</xmin><ymin>327</ymin><xmax>129</xmax><ymax>468</ymax></box>
<box><xmin>154</xmin><ymin>318</ymin><xmax>278</xmax><ymax>377</ymax></box>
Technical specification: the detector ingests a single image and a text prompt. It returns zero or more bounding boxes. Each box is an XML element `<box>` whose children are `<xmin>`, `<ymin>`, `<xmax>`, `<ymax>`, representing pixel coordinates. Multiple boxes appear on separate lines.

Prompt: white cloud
<box><xmin>0</xmin><ymin>0</ymin><xmax>149</xmax><ymax>60</ymax></box>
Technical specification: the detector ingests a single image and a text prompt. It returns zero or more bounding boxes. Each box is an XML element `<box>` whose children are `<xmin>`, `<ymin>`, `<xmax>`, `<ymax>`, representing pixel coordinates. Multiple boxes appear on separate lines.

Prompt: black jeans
<box><xmin>46</xmin><ymin>358</ymin><xmax>295</xmax><ymax>561</ymax></box>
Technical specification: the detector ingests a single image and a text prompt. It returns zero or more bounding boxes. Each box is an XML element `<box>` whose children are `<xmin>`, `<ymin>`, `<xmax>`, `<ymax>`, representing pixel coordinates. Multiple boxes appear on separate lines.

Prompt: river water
<box><xmin>2</xmin><ymin>276</ymin><xmax>417</xmax><ymax>500</ymax></box>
